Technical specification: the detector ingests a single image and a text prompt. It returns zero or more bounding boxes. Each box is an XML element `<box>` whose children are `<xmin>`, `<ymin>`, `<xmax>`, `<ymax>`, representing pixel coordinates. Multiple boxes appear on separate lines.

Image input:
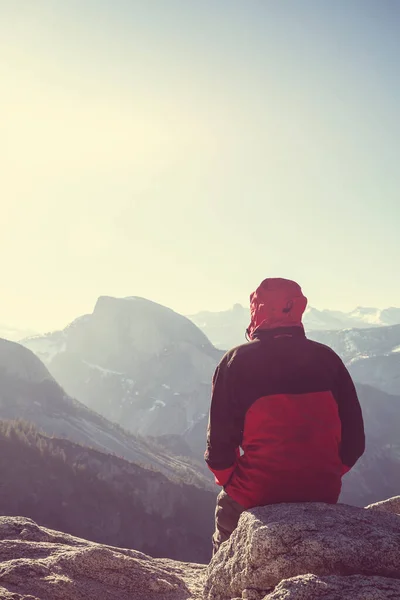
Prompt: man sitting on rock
<box><xmin>205</xmin><ymin>278</ymin><xmax>365</xmax><ymax>554</ymax></box>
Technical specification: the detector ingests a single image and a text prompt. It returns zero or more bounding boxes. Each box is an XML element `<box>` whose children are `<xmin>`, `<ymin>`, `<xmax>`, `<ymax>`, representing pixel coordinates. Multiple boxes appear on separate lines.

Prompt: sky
<box><xmin>1</xmin><ymin>0</ymin><xmax>400</xmax><ymax>331</ymax></box>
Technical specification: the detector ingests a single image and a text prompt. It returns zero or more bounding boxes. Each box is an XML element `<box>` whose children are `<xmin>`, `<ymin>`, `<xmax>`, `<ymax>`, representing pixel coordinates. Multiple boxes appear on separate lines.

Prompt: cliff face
<box><xmin>1</xmin><ymin>496</ymin><xmax>399</xmax><ymax>600</ymax></box>
<box><xmin>22</xmin><ymin>297</ymin><xmax>222</xmax><ymax>444</ymax></box>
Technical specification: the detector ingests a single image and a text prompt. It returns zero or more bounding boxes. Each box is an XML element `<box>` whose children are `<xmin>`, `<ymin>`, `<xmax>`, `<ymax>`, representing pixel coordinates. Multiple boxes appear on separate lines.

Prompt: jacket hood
<box><xmin>247</xmin><ymin>278</ymin><xmax>307</xmax><ymax>340</ymax></box>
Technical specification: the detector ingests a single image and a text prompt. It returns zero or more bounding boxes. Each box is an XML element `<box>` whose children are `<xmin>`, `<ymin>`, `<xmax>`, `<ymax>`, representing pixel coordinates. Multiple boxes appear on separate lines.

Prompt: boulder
<box><xmin>0</xmin><ymin>516</ymin><xmax>205</xmax><ymax>600</ymax></box>
<box><xmin>3</xmin><ymin>498</ymin><xmax>400</xmax><ymax>600</ymax></box>
<box><xmin>203</xmin><ymin>501</ymin><xmax>400</xmax><ymax>600</ymax></box>
<box><xmin>262</xmin><ymin>574</ymin><xmax>400</xmax><ymax>599</ymax></box>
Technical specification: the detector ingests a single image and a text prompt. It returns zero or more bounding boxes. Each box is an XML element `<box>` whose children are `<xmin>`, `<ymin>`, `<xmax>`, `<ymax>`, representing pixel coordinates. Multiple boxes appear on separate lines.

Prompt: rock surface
<box><xmin>365</xmin><ymin>496</ymin><xmax>400</xmax><ymax>516</ymax></box>
<box><xmin>261</xmin><ymin>574</ymin><xmax>400</xmax><ymax>599</ymax></box>
<box><xmin>0</xmin><ymin>516</ymin><xmax>205</xmax><ymax>600</ymax></box>
<box><xmin>203</xmin><ymin>501</ymin><xmax>400</xmax><ymax>600</ymax></box>
<box><xmin>2</xmin><ymin>499</ymin><xmax>400</xmax><ymax>600</ymax></box>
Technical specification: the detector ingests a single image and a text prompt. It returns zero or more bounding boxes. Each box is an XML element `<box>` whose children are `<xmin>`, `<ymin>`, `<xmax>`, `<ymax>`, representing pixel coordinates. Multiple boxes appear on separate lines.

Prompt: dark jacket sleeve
<box><xmin>332</xmin><ymin>356</ymin><xmax>365</xmax><ymax>473</ymax></box>
<box><xmin>204</xmin><ymin>354</ymin><xmax>243</xmax><ymax>486</ymax></box>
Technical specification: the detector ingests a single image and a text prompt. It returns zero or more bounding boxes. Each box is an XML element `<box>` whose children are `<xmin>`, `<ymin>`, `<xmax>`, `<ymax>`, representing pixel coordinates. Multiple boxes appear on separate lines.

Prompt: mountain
<box><xmin>0</xmin><ymin>420</ymin><xmax>215</xmax><ymax>562</ymax></box>
<box><xmin>309</xmin><ymin>324</ymin><xmax>400</xmax><ymax>396</ymax></box>
<box><xmin>188</xmin><ymin>305</ymin><xmax>400</xmax><ymax>350</ymax></box>
<box><xmin>22</xmin><ymin>296</ymin><xmax>223</xmax><ymax>447</ymax></box>
<box><xmin>188</xmin><ymin>304</ymin><xmax>249</xmax><ymax>350</ymax></box>
<box><xmin>0</xmin><ymin>337</ymin><xmax>210</xmax><ymax>487</ymax></box>
<box><xmin>339</xmin><ymin>384</ymin><xmax>400</xmax><ymax>506</ymax></box>
<box><xmin>348</xmin><ymin>306</ymin><xmax>400</xmax><ymax>327</ymax></box>
<box><xmin>309</xmin><ymin>324</ymin><xmax>400</xmax><ymax>363</ymax></box>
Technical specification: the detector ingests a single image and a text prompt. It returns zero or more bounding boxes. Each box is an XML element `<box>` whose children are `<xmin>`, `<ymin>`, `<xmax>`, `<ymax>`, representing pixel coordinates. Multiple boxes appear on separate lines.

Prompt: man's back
<box><xmin>205</xmin><ymin>279</ymin><xmax>365</xmax><ymax>511</ymax></box>
<box><xmin>206</xmin><ymin>327</ymin><xmax>364</xmax><ymax>508</ymax></box>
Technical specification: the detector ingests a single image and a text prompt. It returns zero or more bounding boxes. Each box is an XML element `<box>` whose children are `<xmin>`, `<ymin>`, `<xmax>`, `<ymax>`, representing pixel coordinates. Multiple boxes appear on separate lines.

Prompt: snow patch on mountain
<box><xmin>83</xmin><ymin>361</ymin><xmax>124</xmax><ymax>376</ymax></box>
<box><xmin>150</xmin><ymin>399</ymin><xmax>167</xmax><ymax>412</ymax></box>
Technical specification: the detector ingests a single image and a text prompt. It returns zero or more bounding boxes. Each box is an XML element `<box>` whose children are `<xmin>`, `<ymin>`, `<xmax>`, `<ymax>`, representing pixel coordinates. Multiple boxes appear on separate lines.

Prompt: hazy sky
<box><xmin>2</xmin><ymin>0</ymin><xmax>400</xmax><ymax>330</ymax></box>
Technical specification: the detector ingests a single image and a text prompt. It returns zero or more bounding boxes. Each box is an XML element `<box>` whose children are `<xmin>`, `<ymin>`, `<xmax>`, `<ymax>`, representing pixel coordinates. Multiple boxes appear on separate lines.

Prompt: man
<box><xmin>205</xmin><ymin>278</ymin><xmax>365</xmax><ymax>554</ymax></box>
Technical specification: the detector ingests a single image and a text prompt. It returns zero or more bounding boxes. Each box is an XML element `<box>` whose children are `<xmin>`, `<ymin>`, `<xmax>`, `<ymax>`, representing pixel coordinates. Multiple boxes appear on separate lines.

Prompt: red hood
<box><xmin>247</xmin><ymin>278</ymin><xmax>307</xmax><ymax>340</ymax></box>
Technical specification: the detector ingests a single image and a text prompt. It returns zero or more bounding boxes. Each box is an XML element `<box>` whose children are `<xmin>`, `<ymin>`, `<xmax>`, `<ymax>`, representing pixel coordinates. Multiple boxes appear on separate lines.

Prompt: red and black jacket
<box><xmin>205</xmin><ymin>326</ymin><xmax>365</xmax><ymax>509</ymax></box>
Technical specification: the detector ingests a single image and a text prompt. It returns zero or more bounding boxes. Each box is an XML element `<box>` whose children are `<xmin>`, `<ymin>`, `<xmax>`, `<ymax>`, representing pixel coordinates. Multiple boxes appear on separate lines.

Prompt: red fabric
<box><xmin>224</xmin><ymin>391</ymin><xmax>344</xmax><ymax>509</ymax></box>
<box><xmin>247</xmin><ymin>278</ymin><xmax>308</xmax><ymax>340</ymax></box>
<box><xmin>208</xmin><ymin>464</ymin><xmax>237</xmax><ymax>487</ymax></box>
<box><xmin>207</xmin><ymin>447</ymin><xmax>240</xmax><ymax>486</ymax></box>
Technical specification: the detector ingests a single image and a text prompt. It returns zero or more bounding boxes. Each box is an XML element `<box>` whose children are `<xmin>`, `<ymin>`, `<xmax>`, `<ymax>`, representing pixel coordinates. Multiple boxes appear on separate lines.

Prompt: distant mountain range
<box><xmin>188</xmin><ymin>304</ymin><xmax>400</xmax><ymax>396</ymax></box>
<box><xmin>309</xmin><ymin>325</ymin><xmax>400</xmax><ymax>396</ymax></box>
<box><xmin>188</xmin><ymin>305</ymin><xmax>400</xmax><ymax>350</ymax></box>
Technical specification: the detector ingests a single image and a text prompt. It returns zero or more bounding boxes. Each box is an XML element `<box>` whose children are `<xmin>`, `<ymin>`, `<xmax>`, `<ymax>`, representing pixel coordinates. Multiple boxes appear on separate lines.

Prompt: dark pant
<box><xmin>212</xmin><ymin>490</ymin><xmax>245</xmax><ymax>555</ymax></box>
